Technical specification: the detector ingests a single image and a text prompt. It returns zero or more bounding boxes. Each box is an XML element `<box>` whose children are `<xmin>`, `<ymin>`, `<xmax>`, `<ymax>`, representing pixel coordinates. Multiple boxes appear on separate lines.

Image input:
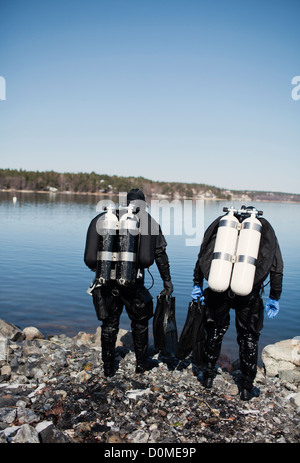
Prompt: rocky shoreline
<box><xmin>0</xmin><ymin>318</ymin><xmax>299</xmax><ymax>446</ymax></box>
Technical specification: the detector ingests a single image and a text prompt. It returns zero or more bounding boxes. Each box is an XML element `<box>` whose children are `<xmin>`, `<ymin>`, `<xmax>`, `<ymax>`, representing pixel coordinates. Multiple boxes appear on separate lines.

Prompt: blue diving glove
<box><xmin>191</xmin><ymin>285</ymin><xmax>205</xmax><ymax>304</ymax></box>
<box><xmin>265</xmin><ymin>298</ymin><xmax>280</xmax><ymax>319</ymax></box>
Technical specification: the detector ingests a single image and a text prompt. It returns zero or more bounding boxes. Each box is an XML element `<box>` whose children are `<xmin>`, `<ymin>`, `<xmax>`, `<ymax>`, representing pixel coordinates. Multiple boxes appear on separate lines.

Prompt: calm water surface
<box><xmin>0</xmin><ymin>191</ymin><xmax>299</xmax><ymax>362</ymax></box>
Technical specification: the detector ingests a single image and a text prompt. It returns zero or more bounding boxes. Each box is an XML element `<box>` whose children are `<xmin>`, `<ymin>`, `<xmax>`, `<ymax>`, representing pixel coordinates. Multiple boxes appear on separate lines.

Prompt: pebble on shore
<box><xmin>0</xmin><ymin>318</ymin><xmax>299</xmax><ymax>444</ymax></box>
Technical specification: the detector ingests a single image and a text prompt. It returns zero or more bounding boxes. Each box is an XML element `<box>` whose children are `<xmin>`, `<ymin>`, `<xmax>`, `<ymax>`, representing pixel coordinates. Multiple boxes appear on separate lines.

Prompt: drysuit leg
<box><xmin>131</xmin><ymin>321</ymin><xmax>149</xmax><ymax>370</ymax></box>
<box><xmin>234</xmin><ymin>293</ymin><xmax>264</xmax><ymax>388</ymax></box>
<box><xmin>202</xmin><ymin>290</ymin><xmax>230</xmax><ymax>382</ymax></box>
<box><xmin>122</xmin><ymin>285</ymin><xmax>153</xmax><ymax>372</ymax></box>
<box><xmin>100</xmin><ymin>288</ymin><xmax>123</xmax><ymax>376</ymax></box>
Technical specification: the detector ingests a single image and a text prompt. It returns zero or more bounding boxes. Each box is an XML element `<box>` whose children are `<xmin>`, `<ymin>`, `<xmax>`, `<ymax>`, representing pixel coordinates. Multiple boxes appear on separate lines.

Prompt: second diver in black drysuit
<box><xmin>84</xmin><ymin>188</ymin><xmax>173</xmax><ymax>377</ymax></box>
<box><xmin>191</xmin><ymin>206</ymin><xmax>283</xmax><ymax>400</ymax></box>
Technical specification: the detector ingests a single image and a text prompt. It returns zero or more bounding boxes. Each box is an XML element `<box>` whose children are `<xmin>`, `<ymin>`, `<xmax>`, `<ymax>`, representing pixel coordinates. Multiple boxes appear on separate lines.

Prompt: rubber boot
<box><xmin>132</xmin><ymin>322</ymin><xmax>150</xmax><ymax>373</ymax></box>
<box><xmin>202</xmin><ymin>363</ymin><xmax>216</xmax><ymax>389</ymax></box>
<box><xmin>240</xmin><ymin>376</ymin><xmax>259</xmax><ymax>401</ymax></box>
<box><xmin>103</xmin><ymin>354</ymin><xmax>115</xmax><ymax>377</ymax></box>
<box><xmin>201</xmin><ymin>323</ymin><xmax>226</xmax><ymax>389</ymax></box>
<box><xmin>238</xmin><ymin>334</ymin><xmax>259</xmax><ymax>400</ymax></box>
<box><xmin>101</xmin><ymin>327</ymin><xmax>117</xmax><ymax>377</ymax></box>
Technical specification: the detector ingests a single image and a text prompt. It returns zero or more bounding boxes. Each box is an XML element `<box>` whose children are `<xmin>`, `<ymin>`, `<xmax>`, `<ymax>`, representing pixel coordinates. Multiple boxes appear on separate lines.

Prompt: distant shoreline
<box><xmin>1</xmin><ymin>188</ymin><xmax>300</xmax><ymax>204</ymax></box>
<box><xmin>1</xmin><ymin>168</ymin><xmax>299</xmax><ymax>203</ymax></box>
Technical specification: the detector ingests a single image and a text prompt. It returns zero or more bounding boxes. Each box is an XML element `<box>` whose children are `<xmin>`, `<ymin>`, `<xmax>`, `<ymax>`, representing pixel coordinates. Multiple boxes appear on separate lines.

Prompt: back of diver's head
<box><xmin>127</xmin><ymin>188</ymin><xmax>145</xmax><ymax>206</ymax></box>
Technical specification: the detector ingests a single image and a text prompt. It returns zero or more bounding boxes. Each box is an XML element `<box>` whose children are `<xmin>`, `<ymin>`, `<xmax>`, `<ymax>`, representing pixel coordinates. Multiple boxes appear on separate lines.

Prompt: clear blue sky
<box><xmin>0</xmin><ymin>0</ymin><xmax>299</xmax><ymax>193</ymax></box>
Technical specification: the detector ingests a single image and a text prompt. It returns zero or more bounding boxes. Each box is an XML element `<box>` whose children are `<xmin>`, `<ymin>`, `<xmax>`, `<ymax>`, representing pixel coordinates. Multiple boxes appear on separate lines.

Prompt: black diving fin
<box><xmin>176</xmin><ymin>298</ymin><xmax>206</xmax><ymax>366</ymax></box>
<box><xmin>153</xmin><ymin>295</ymin><xmax>178</xmax><ymax>356</ymax></box>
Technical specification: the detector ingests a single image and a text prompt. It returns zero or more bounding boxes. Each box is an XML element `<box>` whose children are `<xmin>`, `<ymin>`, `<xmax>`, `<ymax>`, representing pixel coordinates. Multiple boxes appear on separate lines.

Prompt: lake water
<box><xmin>0</xmin><ymin>191</ymin><xmax>299</xmax><ymax>363</ymax></box>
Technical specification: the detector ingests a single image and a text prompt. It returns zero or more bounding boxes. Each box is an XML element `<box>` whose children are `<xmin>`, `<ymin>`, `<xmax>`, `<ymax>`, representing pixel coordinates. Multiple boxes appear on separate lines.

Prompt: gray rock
<box><xmin>37</xmin><ymin>422</ymin><xmax>70</xmax><ymax>443</ymax></box>
<box><xmin>0</xmin><ymin>431</ymin><xmax>7</xmax><ymax>443</ymax></box>
<box><xmin>1</xmin><ymin>365</ymin><xmax>11</xmax><ymax>377</ymax></box>
<box><xmin>127</xmin><ymin>429</ymin><xmax>150</xmax><ymax>443</ymax></box>
<box><xmin>17</xmin><ymin>406</ymin><xmax>40</xmax><ymax>424</ymax></box>
<box><xmin>0</xmin><ymin>318</ymin><xmax>24</xmax><ymax>342</ymax></box>
<box><xmin>3</xmin><ymin>425</ymin><xmax>21</xmax><ymax>442</ymax></box>
<box><xmin>291</xmin><ymin>392</ymin><xmax>300</xmax><ymax>408</ymax></box>
<box><xmin>35</xmin><ymin>420</ymin><xmax>53</xmax><ymax>433</ymax></box>
<box><xmin>278</xmin><ymin>368</ymin><xmax>300</xmax><ymax>385</ymax></box>
<box><xmin>0</xmin><ymin>335</ymin><xmax>8</xmax><ymax>362</ymax></box>
<box><xmin>262</xmin><ymin>338</ymin><xmax>300</xmax><ymax>376</ymax></box>
<box><xmin>23</xmin><ymin>326</ymin><xmax>45</xmax><ymax>341</ymax></box>
<box><xmin>0</xmin><ymin>407</ymin><xmax>17</xmax><ymax>424</ymax></box>
<box><xmin>12</xmin><ymin>424</ymin><xmax>40</xmax><ymax>443</ymax></box>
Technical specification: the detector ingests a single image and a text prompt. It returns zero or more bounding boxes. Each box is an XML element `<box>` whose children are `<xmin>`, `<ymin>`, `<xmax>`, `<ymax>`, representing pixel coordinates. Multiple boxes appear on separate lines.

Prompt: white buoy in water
<box><xmin>12</xmin><ymin>196</ymin><xmax>17</xmax><ymax>203</ymax></box>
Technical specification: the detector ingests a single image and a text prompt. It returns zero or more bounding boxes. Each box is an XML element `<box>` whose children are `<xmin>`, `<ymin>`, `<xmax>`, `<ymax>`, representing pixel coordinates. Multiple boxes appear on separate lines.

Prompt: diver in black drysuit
<box><xmin>84</xmin><ymin>188</ymin><xmax>173</xmax><ymax>377</ymax></box>
<box><xmin>192</xmin><ymin>207</ymin><xmax>283</xmax><ymax>400</ymax></box>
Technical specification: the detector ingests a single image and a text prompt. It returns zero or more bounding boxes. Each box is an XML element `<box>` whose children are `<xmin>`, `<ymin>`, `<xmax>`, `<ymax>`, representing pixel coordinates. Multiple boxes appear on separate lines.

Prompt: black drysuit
<box><xmin>193</xmin><ymin>214</ymin><xmax>283</xmax><ymax>385</ymax></box>
<box><xmin>84</xmin><ymin>207</ymin><xmax>171</xmax><ymax>371</ymax></box>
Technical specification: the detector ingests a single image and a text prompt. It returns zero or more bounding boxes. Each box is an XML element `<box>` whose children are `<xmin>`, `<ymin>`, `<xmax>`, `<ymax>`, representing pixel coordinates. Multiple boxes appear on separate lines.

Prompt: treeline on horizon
<box><xmin>0</xmin><ymin>168</ymin><xmax>298</xmax><ymax>201</ymax></box>
<box><xmin>0</xmin><ymin>167</ymin><xmax>228</xmax><ymax>198</ymax></box>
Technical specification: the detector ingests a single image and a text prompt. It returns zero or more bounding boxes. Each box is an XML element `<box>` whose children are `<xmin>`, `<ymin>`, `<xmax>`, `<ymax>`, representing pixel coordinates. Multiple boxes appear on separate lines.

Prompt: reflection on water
<box><xmin>0</xmin><ymin>191</ymin><xmax>299</xmax><ymax>362</ymax></box>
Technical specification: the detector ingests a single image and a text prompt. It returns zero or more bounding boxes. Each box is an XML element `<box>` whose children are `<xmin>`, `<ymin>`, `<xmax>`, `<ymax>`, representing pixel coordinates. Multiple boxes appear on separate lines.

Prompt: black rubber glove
<box><xmin>160</xmin><ymin>280</ymin><xmax>173</xmax><ymax>297</ymax></box>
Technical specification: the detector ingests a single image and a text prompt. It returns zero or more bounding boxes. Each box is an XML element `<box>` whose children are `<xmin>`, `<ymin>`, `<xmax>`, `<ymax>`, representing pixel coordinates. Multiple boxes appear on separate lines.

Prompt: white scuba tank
<box><xmin>208</xmin><ymin>209</ymin><xmax>239</xmax><ymax>292</ymax></box>
<box><xmin>116</xmin><ymin>204</ymin><xmax>140</xmax><ymax>285</ymax></box>
<box><xmin>96</xmin><ymin>206</ymin><xmax>118</xmax><ymax>284</ymax></box>
<box><xmin>230</xmin><ymin>211</ymin><xmax>262</xmax><ymax>296</ymax></box>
